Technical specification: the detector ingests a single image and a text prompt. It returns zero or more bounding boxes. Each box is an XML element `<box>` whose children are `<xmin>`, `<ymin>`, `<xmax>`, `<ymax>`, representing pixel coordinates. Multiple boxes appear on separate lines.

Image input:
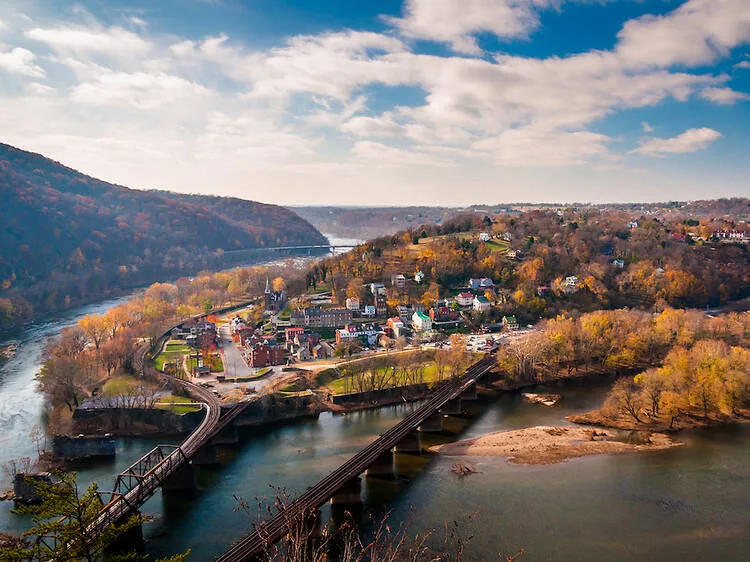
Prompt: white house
<box><xmin>455</xmin><ymin>292</ymin><xmax>474</xmax><ymax>307</ymax></box>
<box><xmin>479</xmin><ymin>232</ymin><xmax>490</xmax><ymax>242</ymax></box>
<box><xmin>391</xmin><ymin>274</ymin><xmax>406</xmax><ymax>289</ymax></box>
<box><xmin>414</xmin><ymin>271</ymin><xmax>425</xmax><ymax>284</ymax></box>
<box><xmin>412</xmin><ymin>311</ymin><xmax>432</xmax><ymax>332</ymax></box>
<box><xmin>345</xmin><ymin>297</ymin><xmax>360</xmax><ymax>311</ymax></box>
<box><xmin>564</xmin><ymin>276</ymin><xmax>579</xmax><ymax>294</ymax></box>
<box><xmin>469</xmin><ymin>278</ymin><xmax>494</xmax><ymax>290</ymax></box>
<box><xmin>370</xmin><ymin>282</ymin><xmax>386</xmax><ymax>296</ymax></box>
<box><xmin>473</xmin><ymin>295</ymin><xmax>491</xmax><ymax>312</ymax></box>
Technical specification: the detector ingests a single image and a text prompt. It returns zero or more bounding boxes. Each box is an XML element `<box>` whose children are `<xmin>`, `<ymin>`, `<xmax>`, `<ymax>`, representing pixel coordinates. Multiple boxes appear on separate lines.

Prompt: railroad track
<box><xmin>217</xmin><ymin>354</ymin><xmax>498</xmax><ymax>562</ymax></box>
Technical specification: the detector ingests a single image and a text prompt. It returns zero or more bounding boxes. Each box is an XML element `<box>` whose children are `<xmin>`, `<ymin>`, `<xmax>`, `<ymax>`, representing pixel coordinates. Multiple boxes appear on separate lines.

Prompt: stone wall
<box><xmin>72</xmin><ymin>407</ymin><xmax>204</xmax><ymax>436</ymax></box>
<box><xmin>331</xmin><ymin>383</ymin><xmax>429</xmax><ymax>406</ymax></box>
<box><xmin>52</xmin><ymin>434</ymin><xmax>116</xmax><ymax>459</ymax></box>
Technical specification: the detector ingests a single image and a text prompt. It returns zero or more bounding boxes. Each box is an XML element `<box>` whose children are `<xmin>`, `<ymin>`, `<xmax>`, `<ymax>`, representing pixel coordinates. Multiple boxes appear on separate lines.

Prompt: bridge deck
<box><xmin>217</xmin><ymin>354</ymin><xmax>498</xmax><ymax>562</ymax></box>
<box><xmin>85</xmin><ymin>342</ymin><xmax>251</xmax><ymax>540</ymax></box>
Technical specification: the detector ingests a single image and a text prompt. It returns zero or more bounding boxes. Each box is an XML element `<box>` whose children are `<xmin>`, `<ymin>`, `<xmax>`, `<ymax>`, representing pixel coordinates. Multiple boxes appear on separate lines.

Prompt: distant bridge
<box><xmin>220</xmin><ymin>244</ymin><xmax>358</xmax><ymax>256</ymax></box>
<box><xmin>217</xmin><ymin>354</ymin><xmax>498</xmax><ymax>562</ymax></box>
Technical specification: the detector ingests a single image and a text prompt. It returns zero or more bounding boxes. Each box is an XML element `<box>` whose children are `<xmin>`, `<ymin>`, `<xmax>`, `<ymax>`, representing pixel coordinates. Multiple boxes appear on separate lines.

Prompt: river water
<box><xmin>2</xmin><ymin>238</ymin><xmax>750</xmax><ymax>560</ymax></box>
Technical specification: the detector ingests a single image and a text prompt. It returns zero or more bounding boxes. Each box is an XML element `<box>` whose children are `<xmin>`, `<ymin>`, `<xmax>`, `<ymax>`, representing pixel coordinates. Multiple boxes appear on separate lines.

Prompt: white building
<box><xmin>345</xmin><ymin>297</ymin><xmax>360</xmax><ymax>311</ymax></box>
<box><xmin>479</xmin><ymin>232</ymin><xmax>490</xmax><ymax>242</ymax></box>
<box><xmin>455</xmin><ymin>292</ymin><xmax>474</xmax><ymax>307</ymax></box>
<box><xmin>473</xmin><ymin>295</ymin><xmax>491</xmax><ymax>312</ymax></box>
<box><xmin>412</xmin><ymin>311</ymin><xmax>432</xmax><ymax>332</ymax></box>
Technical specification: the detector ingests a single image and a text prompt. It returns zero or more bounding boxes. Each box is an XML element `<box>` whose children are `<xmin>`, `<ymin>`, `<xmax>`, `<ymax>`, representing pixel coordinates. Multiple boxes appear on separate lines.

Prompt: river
<box><xmin>2</xmin><ymin>237</ymin><xmax>750</xmax><ymax>560</ymax></box>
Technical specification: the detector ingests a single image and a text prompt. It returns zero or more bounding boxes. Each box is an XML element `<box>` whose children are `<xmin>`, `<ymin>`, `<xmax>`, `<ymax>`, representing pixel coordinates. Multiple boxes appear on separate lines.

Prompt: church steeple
<box><xmin>265</xmin><ymin>278</ymin><xmax>270</xmax><ymax>294</ymax></box>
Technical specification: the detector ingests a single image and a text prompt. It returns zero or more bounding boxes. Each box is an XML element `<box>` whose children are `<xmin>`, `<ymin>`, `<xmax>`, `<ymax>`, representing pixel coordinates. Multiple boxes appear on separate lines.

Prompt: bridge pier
<box><xmin>419</xmin><ymin>413</ymin><xmax>444</xmax><ymax>433</ymax></box>
<box><xmin>103</xmin><ymin>512</ymin><xmax>144</xmax><ymax>556</ymax></box>
<box><xmin>212</xmin><ymin>424</ymin><xmax>239</xmax><ymax>446</ymax></box>
<box><xmin>193</xmin><ymin>443</ymin><xmax>220</xmax><ymax>466</ymax></box>
<box><xmin>440</xmin><ymin>397</ymin><xmax>463</xmax><ymax>415</ymax></box>
<box><xmin>163</xmin><ymin>462</ymin><xmax>197</xmax><ymax>492</ymax></box>
<box><xmin>330</xmin><ymin>476</ymin><xmax>363</xmax><ymax>506</ymax></box>
<box><xmin>365</xmin><ymin>450</ymin><xmax>395</xmax><ymax>480</ymax></box>
<box><xmin>460</xmin><ymin>382</ymin><xmax>478</xmax><ymax>400</ymax></box>
<box><xmin>395</xmin><ymin>429</ymin><xmax>422</xmax><ymax>454</ymax></box>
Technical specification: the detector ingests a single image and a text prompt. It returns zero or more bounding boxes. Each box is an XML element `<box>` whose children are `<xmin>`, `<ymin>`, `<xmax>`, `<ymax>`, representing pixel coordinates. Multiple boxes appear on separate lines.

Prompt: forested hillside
<box><xmin>0</xmin><ymin>143</ymin><xmax>327</xmax><ymax>330</ymax></box>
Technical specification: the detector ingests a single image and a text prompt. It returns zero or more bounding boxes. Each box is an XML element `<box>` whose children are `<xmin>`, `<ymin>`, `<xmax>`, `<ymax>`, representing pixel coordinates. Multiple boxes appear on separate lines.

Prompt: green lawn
<box><xmin>326</xmin><ymin>363</ymin><xmax>442</xmax><ymax>395</ymax></box>
<box><xmin>153</xmin><ymin>339</ymin><xmax>192</xmax><ymax>371</ymax></box>
<box><xmin>157</xmin><ymin>394</ymin><xmax>201</xmax><ymax>414</ymax></box>
<box><xmin>186</xmin><ymin>354</ymin><xmax>224</xmax><ymax>373</ymax></box>
<box><xmin>484</xmin><ymin>240</ymin><xmax>509</xmax><ymax>253</ymax></box>
<box><xmin>102</xmin><ymin>375</ymin><xmax>141</xmax><ymax>397</ymax></box>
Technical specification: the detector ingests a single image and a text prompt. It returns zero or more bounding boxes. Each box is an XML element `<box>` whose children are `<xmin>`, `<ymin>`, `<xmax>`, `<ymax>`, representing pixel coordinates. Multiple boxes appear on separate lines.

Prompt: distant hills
<box><xmin>0</xmin><ymin>143</ymin><xmax>327</xmax><ymax>330</ymax></box>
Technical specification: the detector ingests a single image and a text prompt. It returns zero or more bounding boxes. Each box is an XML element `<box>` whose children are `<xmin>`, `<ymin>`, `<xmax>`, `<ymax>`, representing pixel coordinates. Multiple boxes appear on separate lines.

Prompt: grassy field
<box><xmin>485</xmin><ymin>239</ymin><xmax>510</xmax><ymax>253</ymax></box>
<box><xmin>157</xmin><ymin>394</ymin><xmax>201</xmax><ymax>414</ymax></box>
<box><xmin>153</xmin><ymin>340</ymin><xmax>192</xmax><ymax>371</ymax></box>
<box><xmin>186</xmin><ymin>354</ymin><xmax>224</xmax><ymax>373</ymax></box>
<box><xmin>224</xmin><ymin>367</ymin><xmax>271</xmax><ymax>382</ymax></box>
<box><xmin>102</xmin><ymin>375</ymin><xmax>141</xmax><ymax>397</ymax></box>
<box><xmin>325</xmin><ymin>363</ymin><xmax>443</xmax><ymax>395</ymax></box>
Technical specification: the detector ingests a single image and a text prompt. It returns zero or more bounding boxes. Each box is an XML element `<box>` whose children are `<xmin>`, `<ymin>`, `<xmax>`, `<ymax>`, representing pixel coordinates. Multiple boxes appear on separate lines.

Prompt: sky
<box><xmin>0</xmin><ymin>0</ymin><xmax>748</xmax><ymax>206</ymax></box>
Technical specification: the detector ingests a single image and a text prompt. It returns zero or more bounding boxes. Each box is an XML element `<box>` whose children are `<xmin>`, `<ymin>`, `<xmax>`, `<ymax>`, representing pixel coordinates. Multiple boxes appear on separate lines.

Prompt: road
<box><xmin>216</xmin><ymin>324</ymin><xmax>288</xmax><ymax>393</ymax></box>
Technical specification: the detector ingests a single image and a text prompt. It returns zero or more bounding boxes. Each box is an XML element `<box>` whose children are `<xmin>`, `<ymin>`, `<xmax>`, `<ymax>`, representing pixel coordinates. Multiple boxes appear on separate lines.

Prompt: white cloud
<box><xmin>26</xmin><ymin>25</ymin><xmax>151</xmax><ymax>57</ymax></box>
<box><xmin>734</xmin><ymin>60</ymin><xmax>750</xmax><ymax>69</ymax></box>
<box><xmin>70</xmin><ymin>71</ymin><xmax>210</xmax><ymax>109</ymax></box>
<box><xmin>699</xmin><ymin>86</ymin><xmax>750</xmax><ymax>105</ymax></box>
<box><xmin>386</xmin><ymin>0</ymin><xmax>560</xmax><ymax>55</ymax></box>
<box><xmin>473</xmin><ymin>127</ymin><xmax>612</xmax><ymax>166</ymax></box>
<box><xmin>0</xmin><ymin>47</ymin><xmax>45</xmax><ymax>77</ymax></box>
<box><xmin>642</xmin><ymin>121</ymin><xmax>654</xmax><ymax>133</ymax></box>
<box><xmin>629</xmin><ymin>127</ymin><xmax>722</xmax><ymax>157</ymax></box>
<box><xmin>352</xmin><ymin>140</ymin><xmax>454</xmax><ymax>167</ymax></box>
<box><xmin>615</xmin><ymin>0</ymin><xmax>750</xmax><ymax>69</ymax></box>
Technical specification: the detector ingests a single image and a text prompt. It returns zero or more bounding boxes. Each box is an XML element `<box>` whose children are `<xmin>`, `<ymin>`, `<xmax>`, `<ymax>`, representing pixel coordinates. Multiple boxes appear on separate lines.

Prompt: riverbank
<box><xmin>430</xmin><ymin>425</ymin><xmax>680</xmax><ymax>464</ymax></box>
<box><xmin>568</xmin><ymin>408</ymin><xmax>750</xmax><ymax>432</ymax></box>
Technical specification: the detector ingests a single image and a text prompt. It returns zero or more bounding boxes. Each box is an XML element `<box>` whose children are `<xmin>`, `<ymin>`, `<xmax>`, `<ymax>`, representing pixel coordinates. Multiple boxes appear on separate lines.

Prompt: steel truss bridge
<box><xmin>217</xmin><ymin>354</ymin><xmax>498</xmax><ymax>562</ymax></box>
<box><xmin>220</xmin><ymin>244</ymin><xmax>358</xmax><ymax>256</ymax></box>
<box><xmin>33</xmin><ymin>337</ymin><xmax>251</xmax><ymax>556</ymax></box>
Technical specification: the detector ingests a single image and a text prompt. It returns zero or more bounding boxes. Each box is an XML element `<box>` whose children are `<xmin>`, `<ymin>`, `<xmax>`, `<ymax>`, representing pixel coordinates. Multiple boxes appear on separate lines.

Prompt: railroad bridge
<box><xmin>217</xmin><ymin>354</ymin><xmax>498</xmax><ymax>562</ymax></box>
<box><xmin>34</xmin><ymin>336</ymin><xmax>254</xmax><ymax>556</ymax></box>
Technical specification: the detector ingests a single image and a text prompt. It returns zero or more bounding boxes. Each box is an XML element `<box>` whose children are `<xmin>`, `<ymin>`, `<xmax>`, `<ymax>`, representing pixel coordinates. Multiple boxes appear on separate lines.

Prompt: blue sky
<box><xmin>0</xmin><ymin>0</ymin><xmax>748</xmax><ymax>205</ymax></box>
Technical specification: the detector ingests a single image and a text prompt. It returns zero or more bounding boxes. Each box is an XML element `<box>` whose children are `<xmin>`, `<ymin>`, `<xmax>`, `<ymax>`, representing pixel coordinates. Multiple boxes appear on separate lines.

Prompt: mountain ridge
<box><xmin>0</xmin><ymin>143</ymin><xmax>327</xmax><ymax>330</ymax></box>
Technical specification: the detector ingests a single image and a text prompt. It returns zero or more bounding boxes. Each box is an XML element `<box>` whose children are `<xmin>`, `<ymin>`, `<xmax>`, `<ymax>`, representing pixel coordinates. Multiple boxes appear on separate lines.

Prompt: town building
<box><xmin>335</xmin><ymin>323</ymin><xmax>381</xmax><ymax>346</ymax></box>
<box><xmin>479</xmin><ymin>232</ymin><xmax>490</xmax><ymax>242</ymax></box>
<box><xmin>386</xmin><ymin>317</ymin><xmax>405</xmax><ymax>338</ymax></box>
<box><xmin>285</xmin><ymin>327</ymin><xmax>305</xmax><ymax>344</ymax></box>
<box><xmin>375</xmin><ymin>295</ymin><xmax>387</xmax><ymax>316</ymax></box>
<box><xmin>264</xmin><ymin>279</ymin><xmax>287</xmax><ymax>313</ymax></box>
<box><xmin>564</xmin><ymin>276</ymin><xmax>580</xmax><ymax>294</ymax></box>
<box><xmin>502</xmin><ymin>315</ymin><xmax>519</xmax><ymax>330</ymax></box>
<box><xmin>370</xmin><ymin>282</ymin><xmax>386</xmax><ymax>296</ymax></box>
<box><xmin>468</xmin><ymin>278</ymin><xmax>494</xmax><ymax>290</ymax></box>
<box><xmin>312</xmin><ymin>342</ymin><xmax>334</xmax><ymax>359</ymax></box>
<box><xmin>473</xmin><ymin>295</ymin><xmax>491</xmax><ymax>313</ymax></box>
<box><xmin>391</xmin><ymin>274</ymin><xmax>406</xmax><ymax>290</ymax></box>
<box><xmin>455</xmin><ymin>292</ymin><xmax>474</xmax><ymax>307</ymax></box>
<box><xmin>290</xmin><ymin>306</ymin><xmax>353</xmax><ymax>328</ymax></box>
<box><xmin>430</xmin><ymin>306</ymin><xmax>461</xmax><ymax>323</ymax></box>
<box><xmin>247</xmin><ymin>341</ymin><xmax>285</xmax><ymax>368</ymax></box>
<box><xmin>414</xmin><ymin>271</ymin><xmax>425</xmax><ymax>284</ymax></box>
<box><xmin>345</xmin><ymin>297</ymin><xmax>360</xmax><ymax>311</ymax></box>
<box><xmin>412</xmin><ymin>311</ymin><xmax>432</xmax><ymax>332</ymax></box>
